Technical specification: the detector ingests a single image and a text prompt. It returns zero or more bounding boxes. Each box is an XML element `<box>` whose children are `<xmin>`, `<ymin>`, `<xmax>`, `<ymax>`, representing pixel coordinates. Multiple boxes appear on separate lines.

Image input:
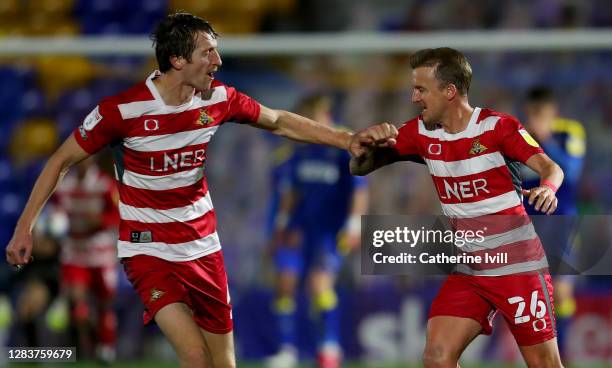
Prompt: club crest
<box><xmin>150</xmin><ymin>288</ymin><xmax>165</xmax><ymax>302</ymax></box>
<box><xmin>196</xmin><ymin>109</ymin><xmax>214</xmax><ymax>126</ymax></box>
<box><xmin>469</xmin><ymin>138</ymin><xmax>487</xmax><ymax>155</ymax></box>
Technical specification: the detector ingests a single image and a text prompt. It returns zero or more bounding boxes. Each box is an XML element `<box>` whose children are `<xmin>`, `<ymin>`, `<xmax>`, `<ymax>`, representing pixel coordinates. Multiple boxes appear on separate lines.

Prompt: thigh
<box><xmin>429</xmin><ymin>275</ymin><xmax>497</xmax><ymax>336</ymax></box>
<box><xmin>304</xmin><ymin>233</ymin><xmax>342</xmax><ymax>275</ymax></box>
<box><xmin>519</xmin><ymin>338</ymin><xmax>562</xmax><ymax>368</ymax></box>
<box><xmin>186</xmin><ymin>251</ymin><xmax>233</xmax><ymax>334</ymax></box>
<box><xmin>425</xmin><ymin>316</ymin><xmax>483</xmax><ymax>361</ymax></box>
<box><xmin>477</xmin><ymin>272</ymin><xmax>557</xmax><ymax>347</ymax></box>
<box><xmin>155</xmin><ymin>303</ymin><xmax>213</xmax><ymax>367</ymax></box>
<box><xmin>91</xmin><ymin>265</ymin><xmax>118</xmax><ymax>301</ymax></box>
<box><xmin>200</xmin><ymin>328</ymin><xmax>236</xmax><ymax>368</ymax></box>
<box><xmin>122</xmin><ymin>255</ymin><xmax>190</xmax><ymax>325</ymax></box>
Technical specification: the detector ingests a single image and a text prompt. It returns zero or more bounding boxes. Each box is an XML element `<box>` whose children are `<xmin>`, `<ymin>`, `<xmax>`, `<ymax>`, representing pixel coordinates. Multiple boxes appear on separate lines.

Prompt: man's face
<box><xmin>182</xmin><ymin>32</ymin><xmax>222</xmax><ymax>91</ymax></box>
<box><xmin>411</xmin><ymin>66</ymin><xmax>447</xmax><ymax>125</ymax></box>
<box><xmin>525</xmin><ymin>102</ymin><xmax>556</xmax><ymax>140</ymax></box>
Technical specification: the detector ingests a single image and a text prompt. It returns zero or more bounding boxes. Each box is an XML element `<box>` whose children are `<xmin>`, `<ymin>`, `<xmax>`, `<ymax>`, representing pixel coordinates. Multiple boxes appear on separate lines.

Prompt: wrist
<box><xmin>541</xmin><ymin>179</ymin><xmax>558</xmax><ymax>193</ymax></box>
<box><xmin>15</xmin><ymin>219</ymin><xmax>34</xmax><ymax>235</ymax></box>
<box><xmin>342</xmin><ymin>132</ymin><xmax>353</xmax><ymax>150</ymax></box>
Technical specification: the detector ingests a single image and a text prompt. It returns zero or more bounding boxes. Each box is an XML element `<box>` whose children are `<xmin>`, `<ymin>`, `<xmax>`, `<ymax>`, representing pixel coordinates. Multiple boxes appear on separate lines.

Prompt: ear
<box><xmin>170</xmin><ymin>55</ymin><xmax>186</xmax><ymax>70</ymax></box>
<box><xmin>445</xmin><ymin>84</ymin><xmax>458</xmax><ymax>100</ymax></box>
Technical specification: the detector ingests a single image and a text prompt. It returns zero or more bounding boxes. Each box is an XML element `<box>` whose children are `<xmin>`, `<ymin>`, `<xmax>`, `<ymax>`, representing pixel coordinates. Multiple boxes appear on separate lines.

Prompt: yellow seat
<box><xmin>25</xmin><ymin>0</ymin><xmax>76</xmax><ymax>17</ymax></box>
<box><xmin>0</xmin><ymin>0</ymin><xmax>22</xmax><ymax>19</ymax></box>
<box><xmin>24</xmin><ymin>14</ymin><xmax>80</xmax><ymax>36</ymax></box>
<box><xmin>34</xmin><ymin>56</ymin><xmax>97</xmax><ymax>99</ymax></box>
<box><xmin>10</xmin><ymin>118</ymin><xmax>59</xmax><ymax>166</ymax></box>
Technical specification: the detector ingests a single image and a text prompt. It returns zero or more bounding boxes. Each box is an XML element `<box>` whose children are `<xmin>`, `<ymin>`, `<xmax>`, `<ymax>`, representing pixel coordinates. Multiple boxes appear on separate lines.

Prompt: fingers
<box><xmin>525</xmin><ymin>186</ymin><xmax>558</xmax><ymax>214</ymax></box>
<box><xmin>358</xmin><ymin>123</ymin><xmax>398</xmax><ymax>147</ymax></box>
<box><xmin>546</xmin><ymin>197</ymin><xmax>558</xmax><ymax>215</ymax></box>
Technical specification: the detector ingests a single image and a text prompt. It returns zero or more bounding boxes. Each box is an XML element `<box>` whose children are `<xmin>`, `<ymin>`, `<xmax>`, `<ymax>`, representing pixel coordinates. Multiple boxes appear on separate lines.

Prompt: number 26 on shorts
<box><xmin>507</xmin><ymin>290</ymin><xmax>548</xmax><ymax>332</ymax></box>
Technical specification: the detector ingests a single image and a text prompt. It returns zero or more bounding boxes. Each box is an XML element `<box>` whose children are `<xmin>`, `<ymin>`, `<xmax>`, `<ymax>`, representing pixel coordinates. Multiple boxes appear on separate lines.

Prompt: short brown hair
<box><xmin>409</xmin><ymin>47</ymin><xmax>472</xmax><ymax>95</ymax></box>
<box><xmin>151</xmin><ymin>12</ymin><xmax>218</xmax><ymax>73</ymax></box>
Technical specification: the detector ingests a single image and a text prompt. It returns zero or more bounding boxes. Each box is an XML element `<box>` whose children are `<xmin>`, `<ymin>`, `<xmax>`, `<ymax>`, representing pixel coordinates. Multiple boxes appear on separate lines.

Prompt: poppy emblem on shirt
<box><xmin>469</xmin><ymin>138</ymin><xmax>487</xmax><ymax>155</ymax></box>
<box><xmin>196</xmin><ymin>109</ymin><xmax>214</xmax><ymax>126</ymax></box>
<box><xmin>150</xmin><ymin>288</ymin><xmax>165</xmax><ymax>302</ymax></box>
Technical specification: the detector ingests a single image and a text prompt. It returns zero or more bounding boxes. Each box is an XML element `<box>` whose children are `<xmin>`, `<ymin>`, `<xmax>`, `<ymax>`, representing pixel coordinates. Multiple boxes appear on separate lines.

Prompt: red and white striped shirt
<box><xmin>394</xmin><ymin>107</ymin><xmax>547</xmax><ymax>275</ymax></box>
<box><xmin>54</xmin><ymin>165</ymin><xmax>119</xmax><ymax>267</ymax></box>
<box><xmin>73</xmin><ymin>71</ymin><xmax>261</xmax><ymax>261</ymax></box>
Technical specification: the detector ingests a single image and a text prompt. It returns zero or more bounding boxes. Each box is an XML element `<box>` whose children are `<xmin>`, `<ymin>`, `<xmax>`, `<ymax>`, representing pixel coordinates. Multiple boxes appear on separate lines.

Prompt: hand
<box><xmin>522</xmin><ymin>186</ymin><xmax>558</xmax><ymax>215</ymax></box>
<box><xmin>349</xmin><ymin>123</ymin><xmax>398</xmax><ymax>157</ymax></box>
<box><xmin>6</xmin><ymin>230</ymin><xmax>34</xmax><ymax>268</ymax></box>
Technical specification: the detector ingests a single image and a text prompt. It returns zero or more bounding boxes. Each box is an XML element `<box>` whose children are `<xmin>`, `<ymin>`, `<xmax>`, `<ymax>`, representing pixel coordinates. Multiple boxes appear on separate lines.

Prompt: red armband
<box><xmin>541</xmin><ymin>180</ymin><xmax>558</xmax><ymax>193</ymax></box>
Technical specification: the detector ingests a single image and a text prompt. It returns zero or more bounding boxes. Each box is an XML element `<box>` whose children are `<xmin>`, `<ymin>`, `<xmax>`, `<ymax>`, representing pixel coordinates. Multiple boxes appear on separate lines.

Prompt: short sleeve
<box><xmin>73</xmin><ymin>98</ymin><xmax>123</xmax><ymax>154</ymax></box>
<box><xmin>496</xmin><ymin>116</ymin><xmax>544</xmax><ymax>163</ymax></box>
<box><xmin>392</xmin><ymin>119</ymin><xmax>420</xmax><ymax>156</ymax></box>
<box><xmin>225</xmin><ymin>86</ymin><xmax>261</xmax><ymax>124</ymax></box>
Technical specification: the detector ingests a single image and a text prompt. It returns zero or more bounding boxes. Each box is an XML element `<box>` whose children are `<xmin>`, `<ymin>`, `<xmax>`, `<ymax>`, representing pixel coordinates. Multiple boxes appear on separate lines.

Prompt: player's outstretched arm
<box><xmin>254</xmin><ymin>105</ymin><xmax>353</xmax><ymax>149</ymax></box>
<box><xmin>254</xmin><ymin>105</ymin><xmax>398</xmax><ymax>154</ymax></box>
<box><xmin>6</xmin><ymin>135</ymin><xmax>90</xmax><ymax>267</ymax></box>
<box><xmin>522</xmin><ymin>153</ymin><xmax>564</xmax><ymax>215</ymax></box>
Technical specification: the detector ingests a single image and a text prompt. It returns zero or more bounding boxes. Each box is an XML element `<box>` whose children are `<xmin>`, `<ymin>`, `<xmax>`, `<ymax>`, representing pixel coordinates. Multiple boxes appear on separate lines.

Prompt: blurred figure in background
<box><xmin>522</xmin><ymin>86</ymin><xmax>586</xmax><ymax>361</ymax></box>
<box><xmin>266</xmin><ymin>94</ymin><xmax>368</xmax><ymax>368</ymax></box>
<box><xmin>12</xmin><ymin>209</ymin><xmax>63</xmax><ymax>348</ymax></box>
<box><xmin>52</xmin><ymin>156</ymin><xmax>120</xmax><ymax>363</ymax></box>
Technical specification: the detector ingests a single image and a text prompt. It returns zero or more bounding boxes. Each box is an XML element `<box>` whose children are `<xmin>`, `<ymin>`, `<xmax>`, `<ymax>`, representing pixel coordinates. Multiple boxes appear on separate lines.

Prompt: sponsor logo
<box><xmin>82</xmin><ymin>105</ymin><xmax>103</xmax><ymax>131</ymax></box>
<box><xmin>196</xmin><ymin>109</ymin><xmax>214</xmax><ymax>126</ymax></box>
<box><xmin>469</xmin><ymin>138</ymin><xmax>487</xmax><ymax>155</ymax></box>
<box><xmin>144</xmin><ymin>119</ymin><xmax>159</xmax><ymax>131</ymax></box>
<box><xmin>519</xmin><ymin>129</ymin><xmax>540</xmax><ymax>147</ymax></box>
<box><xmin>150</xmin><ymin>288</ymin><xmax>165</xmax><ymax>302</ymax></box>
<box><xmin>428</xmin><ymin>143</ymin><xmax>442</xmax><ymax>155</ymax></box>
<box><xmin>439</xmin><ymin>178</ymin><xmax>490</xmax><ymax>200</ymax></box>
<box><xmin>149</xmin><ymin>148</ymin><xmax>206</xmax><ymax>172</ymax></box>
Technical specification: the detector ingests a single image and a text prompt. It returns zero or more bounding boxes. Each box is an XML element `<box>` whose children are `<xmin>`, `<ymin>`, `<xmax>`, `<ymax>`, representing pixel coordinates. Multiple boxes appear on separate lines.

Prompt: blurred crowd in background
<box><xmin>1</xmin><ymin>0</ymin><xmax>611</xmax><ymax>365</ymax></box>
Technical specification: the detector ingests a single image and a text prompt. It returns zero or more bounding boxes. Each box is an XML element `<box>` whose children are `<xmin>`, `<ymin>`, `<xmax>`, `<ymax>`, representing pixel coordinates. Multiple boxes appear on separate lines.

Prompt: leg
<box><xmin>308</xmin><ymin>269</ymin><xmax>342</xmax><ymax>368</ymax></box>
<box><xmin>423</xmin><ymin>316</ymin><xmax>482</xmax><ymax>368</ymax></box>
<box><xmin>425</xmin><ymin>275</ymin><xmax>496</xmax><ymax>368</ymax></box>
<box><xmin>273</xmin><ymin>248</ymin><xmax>300</xmax><ymax>350</ymax></box>
<box><xmin>519</xmin><ymin>338</ymin><xmax>563</xmax><ymax>368</ymax></box>
<box><xmin>308</xmin><ymin>269</ymin><xmax>339</xmax><ymax>346</ymax></box>
<box><xmin>93</xmin><ymin>266</ymin><xmax>118</xmax><ymax>363</ymax></box>
<box><xmin>155</xmin><ymin>302</ymin><xmax>212</xmax><ymax>368</ymax></box>
<box><xmin>200</xmin><ymin>328</ymin><xmax>236</xmax><ymax>368</ymax></box>
<box><xmin>16</xmin><ymin>279</ymin><xmax>51</xmax><ymax>346</ymax></box>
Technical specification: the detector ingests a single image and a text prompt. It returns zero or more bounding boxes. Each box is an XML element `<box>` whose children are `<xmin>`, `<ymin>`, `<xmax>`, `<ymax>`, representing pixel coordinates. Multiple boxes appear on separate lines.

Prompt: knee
<box><xmin>422</xmin><ymin>345</ymin><xmax>458</xmax><ymax>368</ymax></box>
<box><xmin>210</xmin><ymin>353</ymin><xmax>236</xmax><ymax>368</ymax></box>
<box><xmin>526</xmin><ymin>355</ymin><xmax>563</xmax><ymax>368</ymax></box>
<box><xmin>179</xmin><ymin>346</ymin><xmax>209</xmax><ymax>368</ymax></box>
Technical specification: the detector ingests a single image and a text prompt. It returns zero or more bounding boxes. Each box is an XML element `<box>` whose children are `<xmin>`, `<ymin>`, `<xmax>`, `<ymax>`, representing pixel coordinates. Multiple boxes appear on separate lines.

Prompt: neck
<box><xmin>153</xmin><ymin>72</ymin><xmax>195</xmax><ymax>106</ymax></box>
<box><xmin>440</xmin><ymin>100</ymin><xmax>474</xmax><ymax>134</ymax></box>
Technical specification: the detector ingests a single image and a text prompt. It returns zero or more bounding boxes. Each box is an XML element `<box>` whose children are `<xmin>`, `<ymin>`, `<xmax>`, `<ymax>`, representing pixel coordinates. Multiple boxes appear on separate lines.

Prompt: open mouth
<box><xmin>207</xmin><ymin>72</ymin><xmax>215</xmax><ymax>79</ymax></box>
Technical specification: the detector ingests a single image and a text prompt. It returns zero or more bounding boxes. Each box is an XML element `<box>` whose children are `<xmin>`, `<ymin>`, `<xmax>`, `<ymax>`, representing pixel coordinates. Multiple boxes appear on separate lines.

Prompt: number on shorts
<box><xmin>507</xmin><ymin>290</ymin><xmax>547</xmax><ymax>327</ymax></box>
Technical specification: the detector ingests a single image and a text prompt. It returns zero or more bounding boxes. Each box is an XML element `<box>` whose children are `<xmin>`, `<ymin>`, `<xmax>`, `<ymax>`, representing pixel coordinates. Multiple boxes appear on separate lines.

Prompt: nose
<box><xmin>211</xmin><ymin>49</ymin><xmax>222</xmax><ymax>66</ymax></box>
<box><xmin>412</xmin><ymin>90</ymin><xmax>420</xmax><ymax>104</ymax></box>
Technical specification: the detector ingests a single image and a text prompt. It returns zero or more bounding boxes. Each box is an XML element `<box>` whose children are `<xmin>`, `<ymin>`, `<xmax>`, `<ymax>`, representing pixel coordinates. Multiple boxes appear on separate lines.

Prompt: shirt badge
<box><xmin>150</xmin><ymin>288</ymin><xmax>165</xmax><ymax>302</ymax></box>
<box><xmin>196</xmin><ymin>109</ymin><xmax>214</xmax><ymax>126</ymax></box>
<box><xmin>469</xmin><ymin>138</ymin><xmax>488</xmax><ymax>155</ymax></box>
